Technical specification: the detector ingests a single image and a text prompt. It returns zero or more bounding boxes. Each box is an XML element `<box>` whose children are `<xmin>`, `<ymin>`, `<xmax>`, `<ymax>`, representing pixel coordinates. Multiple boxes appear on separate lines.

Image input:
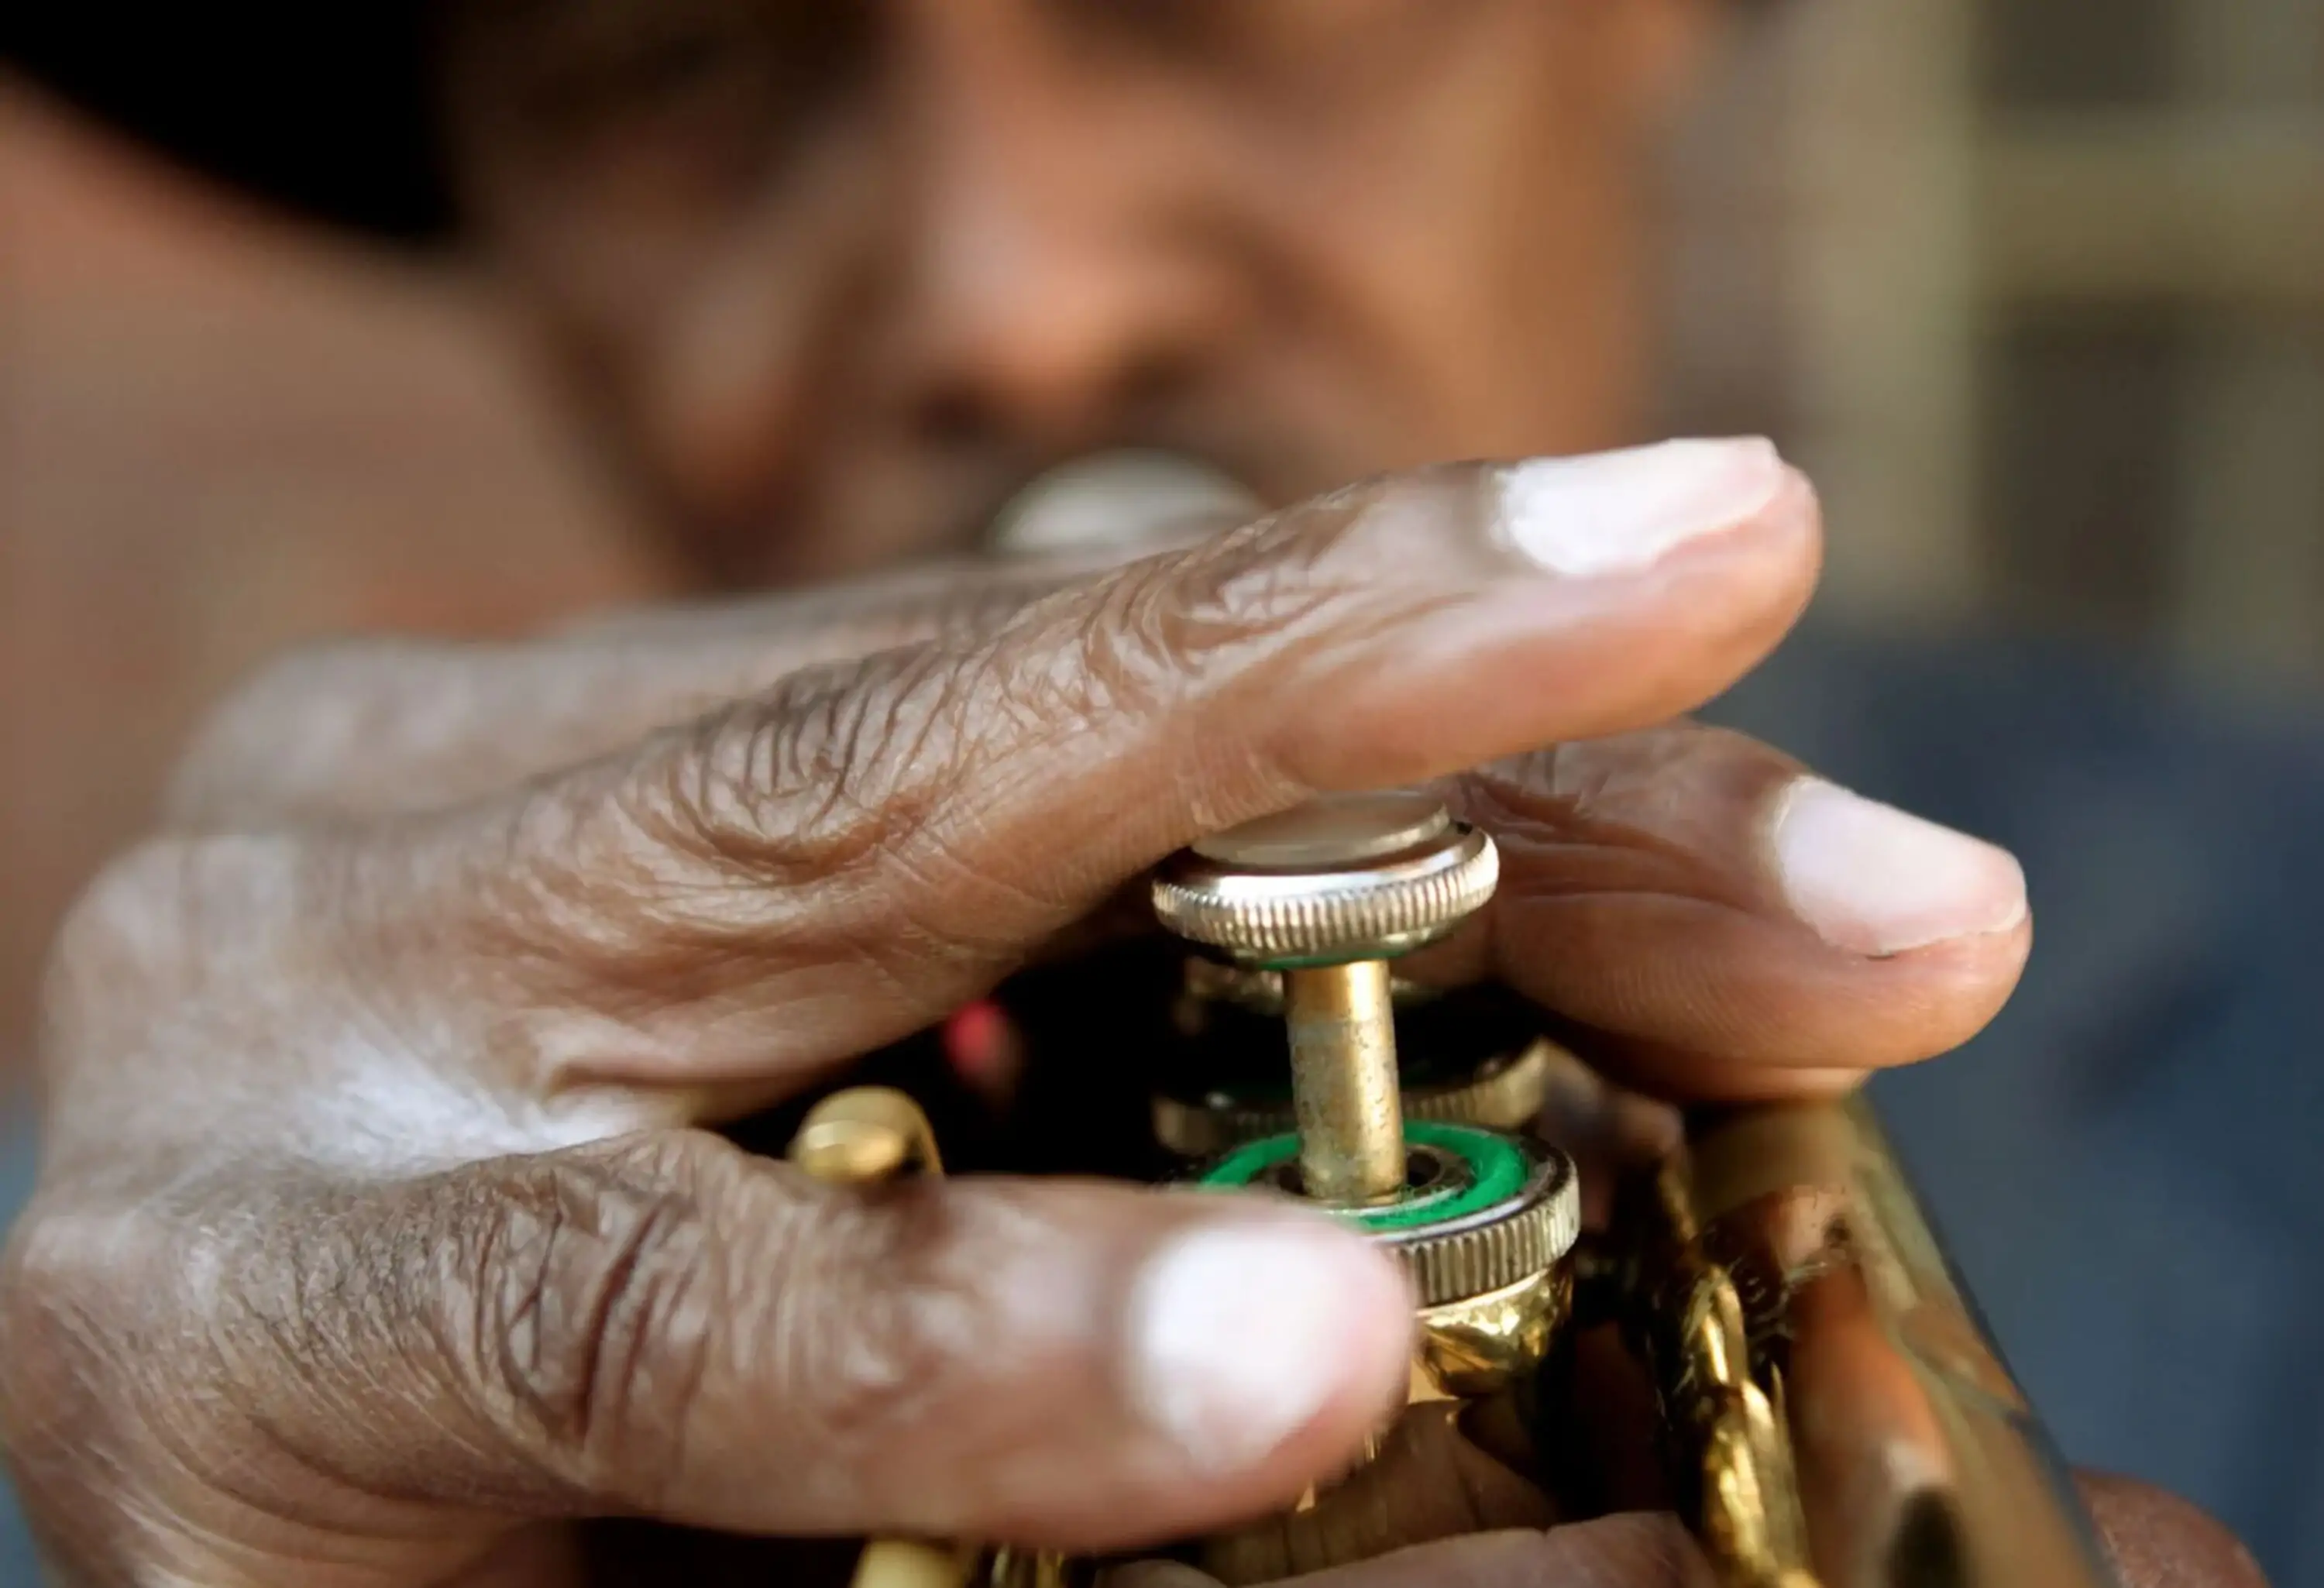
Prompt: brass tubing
<box><xmin>1283</xmin><ymin>961</ymin><xmax>1406</xmax><ymax>1204</ymax></box>
<box><xmin>1666</xmin><ymin>1099</ymin><xmax>2116</xmax><ymax>1588</ymax></box>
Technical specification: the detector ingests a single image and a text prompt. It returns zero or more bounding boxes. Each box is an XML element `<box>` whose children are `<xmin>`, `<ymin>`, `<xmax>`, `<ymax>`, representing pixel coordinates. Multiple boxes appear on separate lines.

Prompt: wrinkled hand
<box><xmin>0</xmin><ymin>442</ymin><xmax>2232</xmax><ymax>1587</ymax></box>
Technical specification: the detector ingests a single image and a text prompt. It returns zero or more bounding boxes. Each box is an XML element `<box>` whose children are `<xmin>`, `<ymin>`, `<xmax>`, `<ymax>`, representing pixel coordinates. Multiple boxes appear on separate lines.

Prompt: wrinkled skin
<box><xmin>0</xmin><ymin>462</ymin><xmax>2255</xmax><ymax>1586</ymax></box>
<box><xmin>0</xmin><ymin>0</ymin><xmax>2270</xmax><ymax>1584</ymax></box>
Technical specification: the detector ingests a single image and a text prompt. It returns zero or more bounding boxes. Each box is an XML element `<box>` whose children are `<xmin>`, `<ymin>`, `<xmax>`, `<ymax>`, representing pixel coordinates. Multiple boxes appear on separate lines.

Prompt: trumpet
<box><xmin>788</xmin><ymin>786</ymin><xmax>2115</xmax><ymax>1588</ymax></box>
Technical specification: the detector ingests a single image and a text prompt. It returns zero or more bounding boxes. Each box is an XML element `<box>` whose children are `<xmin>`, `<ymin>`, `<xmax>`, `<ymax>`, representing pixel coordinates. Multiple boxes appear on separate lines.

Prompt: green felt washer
<box><xmin>1195</xmin><ymin>1119</ymin><xmax>1532</xmax><ymax>1233</ymax></box>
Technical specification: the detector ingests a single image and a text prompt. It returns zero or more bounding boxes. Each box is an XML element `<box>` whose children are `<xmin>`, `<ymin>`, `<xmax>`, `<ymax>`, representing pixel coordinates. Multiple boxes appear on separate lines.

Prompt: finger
<box><xmin>164</xmin><ymin>552</ymin><xmax>1140</xmax><ymax>830</ymax></box>
<box><xmin>139</xmin><ymin>1131</ymin><xmax>1415</xmax><ymax>1558</ymax></box>
<box><xmin>405</xmin><ymin>440</ymin><xmax>1819</xmax><ymax>1095</ymax></box>
<box><xmin>1407</xmin><ymin>722</ymin><xmax>2029</xmax><ymax>1099</ymax></box>
<box><xmin>1102</xmin><ymin>1514</ymin><xmax>1717</xmax><ymax>1588</ymax></box>
<box><xmin>2078</xmin><ymin>1474</ymin><xmax>2267</xmax><ymax>1588</ymax></box>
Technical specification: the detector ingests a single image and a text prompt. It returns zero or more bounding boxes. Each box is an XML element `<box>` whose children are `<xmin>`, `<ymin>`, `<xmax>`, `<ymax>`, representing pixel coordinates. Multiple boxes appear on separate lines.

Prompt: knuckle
<box><xmin>482</xmin><ymin>644</ymin><xmax>1002</xmax><ymax>1011</ymax></box>
<box><xmin>500</xmin><ymin>471</ymin><xmax>1487</xmax><ymax>988</ymax></box>
<box><xmin>46</xmin><ymin>839</ymin><xmax>194</xmax><ymax>1014</ymax></box>
<box><xmin>686</xmin><ymin>645</ymin><xmax>966</xmax><ymax>881</ymax></box>
<box><xmin>547</xmin><ymin>646</ymin><xmax>975</xmax><ymax>944</ymax></box>
<box><xmin>465</xmin><ymin>1140</ymin><xmax>720</xmax><ymax>1492</ymax></box>
<box><xmin>456</xmin><ymin>1144</ymin><xmax>1014</xmax><ymax>1508</ymax></box>
<box><xmin>0</xmin><ymin>1209</ymin><xmax>81</xmax><ymax>1446</ymax></box>
<box><xmin>758</xmin><ymin>1178</ymin><xmax>1010</xmax><ymax>1467</ymax></box>
<box><xmin>165</xmin><ymin>638</ymin><xmax>435</xmax><ymax>827</ymax></box>
<box><xmin>1079</xmin><ymin>538</ymin><xmax>1315</xmax><ymax>711</ymax></box>
<box><xmin>0</xmin><ymin>1193</ymin><xmax>169</xmax><ymax>1493</ymax></box>
<box><xmin>1063</xmin><ymin>470</ymin><xmax>1452</xmax><ymax>717</ymax></box>
<box><xmin>44</xmin><ymin>834</ymin><xmax>300</xmax><ymax>1047</ymax></box>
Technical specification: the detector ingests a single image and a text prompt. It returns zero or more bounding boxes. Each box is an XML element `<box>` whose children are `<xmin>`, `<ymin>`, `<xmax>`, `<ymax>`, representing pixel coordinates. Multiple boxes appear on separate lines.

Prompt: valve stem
<box><xmin>1152</xmin><ymin>791</ymin><xmax>1500</xmax><ymax>1208</ymax></box>
<box><xmin>1284</xmin><ymin>962</ymin><xmax>1405</xmax><ymax>1204</ymax></box>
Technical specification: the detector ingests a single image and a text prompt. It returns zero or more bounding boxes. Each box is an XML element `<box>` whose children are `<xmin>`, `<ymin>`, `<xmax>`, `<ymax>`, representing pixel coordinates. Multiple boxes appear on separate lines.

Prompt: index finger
<box><xmin>382</xmin><ymin>438</ymin><xmax>1817</xmax><ymax>1097</ymax></box>
<box><xmin>164</xmin><ymin>550</ymin><xmax>1143</xmax><ymax>830</ymax></box>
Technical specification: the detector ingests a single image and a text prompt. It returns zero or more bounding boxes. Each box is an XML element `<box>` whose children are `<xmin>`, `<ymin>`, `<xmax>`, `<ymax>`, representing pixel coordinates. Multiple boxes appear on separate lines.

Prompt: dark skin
<box><xmin>438</xmin><ymin>0</ymin><xmax>1671</xmax><ymax>583</ymax></box>
<box><xmin>0</xmin><ymin>2</ymin><xmax>2264</xmax><ymax>1585</ymax></box>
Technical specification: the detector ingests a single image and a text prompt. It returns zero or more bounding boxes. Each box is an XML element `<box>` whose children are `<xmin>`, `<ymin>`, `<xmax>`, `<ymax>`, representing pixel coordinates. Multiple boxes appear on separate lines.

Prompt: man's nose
<box><xmin>883</xmin><ymin>5</ymin><xmax>1235</xmax><ymax>451</ymax></box>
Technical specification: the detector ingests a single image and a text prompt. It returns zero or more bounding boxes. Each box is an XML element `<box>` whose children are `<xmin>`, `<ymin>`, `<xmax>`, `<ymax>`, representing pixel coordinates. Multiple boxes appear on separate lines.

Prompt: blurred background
<box><xmin>2</xmin><ymin>0</ymin><xmax>2322</xmax><ymax>1577</ymax></box>
<box><xmin>1703</xmin><ymin>0</ymin><xmax>2324</xmax><ymax>668</ymax></box>
<box><xmin>9</xmin><ymin>0</ymin><xmax>2324</xmax><ymax>1088</ymax></box>
<box><xmin>9</xmin><ymin>0</ymin><xmax>2324</xmax><ymax>1095</ymax></box>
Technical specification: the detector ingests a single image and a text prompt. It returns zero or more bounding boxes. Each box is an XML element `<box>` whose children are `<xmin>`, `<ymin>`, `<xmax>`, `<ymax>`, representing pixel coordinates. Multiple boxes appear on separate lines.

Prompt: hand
<box><xmin>0</xmin><ymin>439</ymin><xmax>2205</xmax><ymax>1586</ymax></box>
<box><xmin>1103</xmin><ymin>1473</ymin><xmax>2265</xmax><ymax>1588</ymax></box>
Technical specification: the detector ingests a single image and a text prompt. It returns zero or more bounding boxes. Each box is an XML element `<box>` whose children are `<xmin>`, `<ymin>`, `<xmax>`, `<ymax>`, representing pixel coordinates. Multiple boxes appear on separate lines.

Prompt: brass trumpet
<box><xmin>792</xmin><ymin>790</ymin><xmax>2115</xmax><ymax>1588</ymax></box>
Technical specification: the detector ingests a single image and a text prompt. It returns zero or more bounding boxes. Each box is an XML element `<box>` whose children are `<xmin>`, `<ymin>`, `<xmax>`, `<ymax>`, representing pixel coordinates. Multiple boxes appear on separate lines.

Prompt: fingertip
<box><xmin>796</xmin><ymin>1179</ymin><xmax>1418</xmax><ymax>1551</ymax></box>
<box><xmin>1122</xmin><ymin>1212</ymin><xmax>1415</xmax><ymax>1478</ymax></box>
<box><xmin>1490</xmin><ymin>438</ymin><xmax>1791</xmax><ymax>580</ymax></box>
<box><xmin>1279</xmin><ymin>462</ymin><xmax>1824</xmax><ymax>799</ymax></box>
<box><xmin>1767</xmin><ymin>778</ymin><xmax>2030</xmax><ymax>960</ymax></box>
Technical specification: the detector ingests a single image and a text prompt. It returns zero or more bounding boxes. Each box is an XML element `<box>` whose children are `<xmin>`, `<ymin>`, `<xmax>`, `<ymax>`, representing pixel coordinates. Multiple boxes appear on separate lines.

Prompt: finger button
<box><xmin>1153</xmin><ymin>792</ymin><xmax>1497</xmax><ymax>968</ymax></box>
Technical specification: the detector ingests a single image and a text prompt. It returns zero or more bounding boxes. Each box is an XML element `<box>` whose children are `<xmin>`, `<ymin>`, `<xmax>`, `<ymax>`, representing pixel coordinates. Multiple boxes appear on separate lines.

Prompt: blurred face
<box><xmin>442</xmin><ymin>0</ymin><xmax>1709</xmax><ymax>587</ymax></box>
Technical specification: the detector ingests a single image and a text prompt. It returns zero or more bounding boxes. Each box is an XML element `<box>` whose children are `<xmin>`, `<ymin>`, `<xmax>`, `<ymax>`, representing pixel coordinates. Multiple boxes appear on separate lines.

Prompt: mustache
<box><xmin>698</xmin><ymin>410</ymin><xmax>1329</xmax><ymax>589</ymax></box>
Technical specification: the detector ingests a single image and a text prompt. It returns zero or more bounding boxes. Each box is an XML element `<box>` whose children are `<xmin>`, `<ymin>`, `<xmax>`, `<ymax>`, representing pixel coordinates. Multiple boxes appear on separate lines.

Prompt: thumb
<box><xmin>1101</xmin><ymin>1516</ymin><xmax>1716</xmax><ymax>1588</ymax></box>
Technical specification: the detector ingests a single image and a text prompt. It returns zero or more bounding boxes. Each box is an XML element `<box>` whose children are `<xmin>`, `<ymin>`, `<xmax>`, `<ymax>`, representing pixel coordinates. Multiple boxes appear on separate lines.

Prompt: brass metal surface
<box><xmin>1612</xmin><ymin>1152</ymin><xmax>1817</xmax><ymax>1588</ymax></box>
<box><xmin>961</xmin><ymin>484</ymin><xmax>2111</xmax><ymax>1588</ymax></box>
<box><xmin>1160</xmin><ymin>800</ymin><xmax>1576</xmax><ymax>1585</ymax></box>
<box><xmin>1177</xmin><ymin>957</ymin><xmax>1435</xmax><ymax>1018</ymax></box>
<box><xmin>1617</xmin><ymin>1098</ymin><xmax>2118</xmax><ymax>1588</ymax></box>
<box><xmin>1193</xmin><ymin>1396</ymin><xmax>1548</xmax><ymax>1586</ymax></box>
<box><xmin>1192</xmin><ymin>1267</ymin><xmax>1569</xmax><ymax>1586</ymax></box>
<box><xmin>1283</xmin><ymin>961</ymin><xmax>1407</xmax><ymax>1204</ymax></box>
<box><xmin>1152</xmin><ymin>796</ymin><xmax>1501</xmax><ymax>1204</ymax></box>
<box><xmin>1151</xmin><ymin>804</ymin><xmax>1496</xmax><ymax>967</ymax></box>
<box><xmin>1379</xmin><ymin>1133</ymin><xmax>1581</xmax><ymax>1306</ymax></box>
<box><xmin>790</xmin><ymin>1086</ymin><xmax>946</xmax><ymax>1184</ymax></box>
<box><xmin>983</xmin><ymin>1547</ymin><xmax>1078</xmax><ymax>1588</ymax></box>
<box><xmin>1413</xmin><ymin>1264</ymin><xmax>1572</xmax><ymax>1400</ymax></box>
<box><xmin>851</xmin><ymin>1541</ymin><xmax>981</xmax><ymax>1588</ymax></box>
<box><xmin>1150</xmin><ymin>1037</ymin><xmax>1556</xmax><ymax>1158</ymax></box>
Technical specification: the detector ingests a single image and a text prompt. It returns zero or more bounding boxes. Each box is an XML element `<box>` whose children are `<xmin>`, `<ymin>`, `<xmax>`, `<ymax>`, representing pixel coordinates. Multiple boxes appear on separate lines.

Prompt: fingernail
<box><xmin>1125</xmin><ymin>1221</ymin><xmax>1407</xmax><ymax>1469</ymax></box>
<box><xmin>1496</xmin><ymin>438</ymin><xmax>1786</xmax><ymax>577</ymax></box>
<box><xmin>1772</xmin><ymin>778</ymin><xmax>2028</xmax><ymax>957</ymax></box>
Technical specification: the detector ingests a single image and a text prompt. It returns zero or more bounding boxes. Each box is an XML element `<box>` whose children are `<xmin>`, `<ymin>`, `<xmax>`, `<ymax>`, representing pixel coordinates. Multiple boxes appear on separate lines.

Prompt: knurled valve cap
<box><xmin>1153</xmin><ymin>791</ymin><xmax>1498</xmax><ymax>967</ymax></box>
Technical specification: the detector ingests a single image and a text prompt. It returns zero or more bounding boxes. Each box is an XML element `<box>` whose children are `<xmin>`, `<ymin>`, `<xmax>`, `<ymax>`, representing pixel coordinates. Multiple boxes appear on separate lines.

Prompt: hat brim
<box><xmin>4</xmin><ymin>3</ymin><xmax>448</xmax><ymax>239</ymax></box>
<box><xmin>9</xmin><ymin>1</ymin><xmax>1781</xmax><ymax>245</ymax></box>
